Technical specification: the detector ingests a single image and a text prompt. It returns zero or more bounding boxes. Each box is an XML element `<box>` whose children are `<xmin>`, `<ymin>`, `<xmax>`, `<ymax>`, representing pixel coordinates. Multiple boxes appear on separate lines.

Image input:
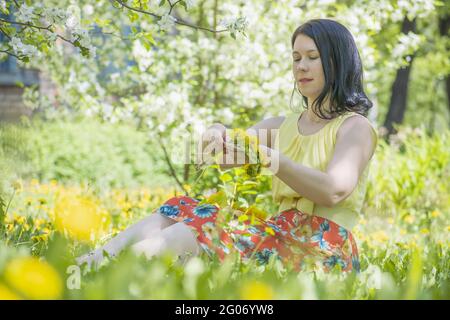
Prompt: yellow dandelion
<box><xmin>238</xmin><ymin>214</ymin><xmax>249</xmax><ymax>222</ymax></box>
<box><xmin>4</xmin><ymin>257</ymin><xmax>63</xmax><ymax>300</ymax></box>
<box><xmin>240</xmin><ymin>280</ymin><xmax>274</xmax><ymax>300</ymax></box>
<box><xmin>400</xmin><ymin>229</ymin><xmax>407</xmax><ymax>235</ymax></box>
<box><xmin>34</xmin><ymin>218</ymin><xmax>46</xmax><ymax>229</ymax></box>
<box><xmin>14</xmin><ymin>216</ymin><xmax>26</xmax><ymax>225</ymax></box>
<box><xmin>387</xmin><ymin>217</ymin><xmax>394</xmax><ymax>224</ymax></box>
<box><xmin>420</xmin><ymin>228</ymin><xmax>429</xmax><ymax>235</ymax></box>
<box><xmin>371</xmin><ymin>230</ymin><xmax>388</xmax><ymax>243</ymax></box>
<box><xmin>31</xmin><ymin>234</ymin><xmax>48</xmax><ymax>242</ymax></box>
<box><xmin>431</xmin><ymin>210</ymin><xmax>440</xmax><ymax>218</ymax></box>
<box><xmin>0</xmin><ymin>283</ymin><xmax>21</xmax><ymax>300</ymax></box>
<box><xmin>446</xmin><ymin>226</ymin><xmax>450</xmax><ymax>232</ymax></box>
<box><xmin>227</xmin><ymin>128</ymin><xmax>265</xmax><ymax>168</ymax></box>
<box><xmin>265</xmin><ymin>227</ymin><xmax>275</xmax><ymax>236</ymax></box>
<box><xmin>25</xmin><ymin>197</ymin><xmax>33</xmax><ymax>206</ymax></box>
<box><xmin>404</xmin><ymin>215</ymin><xmax>415</xmax><ymax>224</ymax></box>
<box><xmin>42</xmin><ymin>227</ymin><xmax>51</xmax><ymax>234</ymax></box>
<box><xmin>53</xmin><ymin>194</ymin><xmax>110</xmax><ymax>242</ymax></box>
<box><xmin>245</xmin><ymin>205</ymin><xmax>269</xmax><ymax>221</ymax></box>
<box><xmin>137</xmin><ymin>199</ymin><xmax>148</xmax><ymax>209</ymax></box>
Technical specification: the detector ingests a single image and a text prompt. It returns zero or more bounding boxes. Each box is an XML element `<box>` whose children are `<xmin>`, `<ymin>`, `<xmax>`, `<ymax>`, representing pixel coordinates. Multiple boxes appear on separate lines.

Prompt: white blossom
<box><xmin>0</xmin><ymin>1</ymin><xmax>7</xmax><ymax>12</ymax></box>
<box><xmin>10</xmin><ymin>37</ymin><xmax>38</xmax><ymax>58</ymax></box>
<box><xmin>391</xmin><ymin>32</ymin><xmax>423</xmax><ymax>61</ymax></box>
<box><xmin>66</xmin><ymin>14</ymin><xmax>80</xmax><ymax>29</ymax></box>
<box><xmin>86</xmin><ymin>44</ymin><xmax>97</xmax><ymax>59</ymax></box>
<box><xmin>110</xmin><ymin>73</ymin><xmax>120</xmax><ymax>81</ymax></box>
<box><xmin>83</xmin><ymin>4</ymin><xmax>94</xmax><ymax>16</ymax></box>
<box><xmin>132</xmin><ymin>40</ymin><xmax>153</xmax><ymax>71</ymax></box>
<box><xmin>185</xmin><ymin>0</ymin><xmax>196</xmax><ymax>10</ymax></box>
<box><xmin>219</xmin><ymin>16</ymin><xmax>248</xmax><ymax>35</ymax></box>
<box><xmin>70</xmin><ymin>27</ymin><xmax>91</xmax><ymax>48</ymax></box>
<box><xmin>17</xmin><ymin>4</ymin><xmax>34</xmax><ymax>23</ymax></box>
<box><xmin>43</xmin><ymin>8</ymin><xmax>68</xmax><ymax>24</ymax></box>
<box><xmin>45</xmin><ymin>31</ymin><xmax>58</xmax><ymax>42</ymax></box>
<box><xmin>157</xmin><ymin>14</ymin><xmax>177</xmax><ymax>32</ymax></box>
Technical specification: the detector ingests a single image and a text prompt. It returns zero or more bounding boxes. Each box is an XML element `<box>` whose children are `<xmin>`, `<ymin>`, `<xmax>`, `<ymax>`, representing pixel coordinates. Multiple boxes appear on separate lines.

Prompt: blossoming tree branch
<box><xmin>0</xmin><ymin>0</ymin><xmax>248</xmax><ymax>63</ymax></box>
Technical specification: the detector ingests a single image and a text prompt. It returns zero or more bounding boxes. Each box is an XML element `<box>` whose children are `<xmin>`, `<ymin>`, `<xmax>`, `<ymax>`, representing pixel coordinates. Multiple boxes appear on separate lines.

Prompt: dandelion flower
<box><xmin>240</xmin><ymin>280</ymin><xmax>274</xmax><ymax>300</ymax></box>
<box><xmin>4</xmin><ymin>257</ymin><xmax>62</xmax><ymax>300</ymax></box>
<box><xmin>53</xmin><ymin>194</ymin><xmax>110</xmax><ymax>242</ymax></box>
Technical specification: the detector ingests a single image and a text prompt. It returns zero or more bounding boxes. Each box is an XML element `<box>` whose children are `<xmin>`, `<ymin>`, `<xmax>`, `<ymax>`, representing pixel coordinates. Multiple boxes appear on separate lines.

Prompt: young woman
<box><xmin>77</xmin><ymin>18</ymin><xmax>377</xmax><ymax>272</ymax></box>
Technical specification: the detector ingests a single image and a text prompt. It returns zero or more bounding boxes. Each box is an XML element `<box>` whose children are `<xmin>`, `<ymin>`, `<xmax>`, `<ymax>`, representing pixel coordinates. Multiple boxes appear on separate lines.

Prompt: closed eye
<box><xmin>293</xmin><ymin>57</ymin><xmax>319</xmax><ymax>62</ymax></box>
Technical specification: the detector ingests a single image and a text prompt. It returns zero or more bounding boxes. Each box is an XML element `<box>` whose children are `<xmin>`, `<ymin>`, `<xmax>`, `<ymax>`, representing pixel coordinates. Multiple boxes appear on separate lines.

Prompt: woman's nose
<box><xmin>296</xmin><ymin>61</ymin><xmax>308</xmax><ymax>72</ymax></box>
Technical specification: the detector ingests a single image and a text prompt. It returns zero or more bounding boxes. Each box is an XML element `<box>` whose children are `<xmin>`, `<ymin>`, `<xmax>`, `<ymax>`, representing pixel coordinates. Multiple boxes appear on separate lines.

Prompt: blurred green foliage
<box><xmin>1</xmin><ymin>117</ymin><xmax>171</xmax><ymax>189</ymax></box>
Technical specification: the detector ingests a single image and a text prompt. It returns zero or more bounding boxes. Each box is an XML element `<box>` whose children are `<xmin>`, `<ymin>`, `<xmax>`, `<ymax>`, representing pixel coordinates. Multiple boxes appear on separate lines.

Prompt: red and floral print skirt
<box><xmin>156</xmin><ymin>195</ymin><xmax>360</xmax><ymax>273</ymax></box>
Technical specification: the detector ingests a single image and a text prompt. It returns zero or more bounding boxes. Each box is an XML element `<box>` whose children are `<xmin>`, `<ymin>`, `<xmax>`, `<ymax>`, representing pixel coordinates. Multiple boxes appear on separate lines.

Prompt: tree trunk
<box><xmin>438</xmin><ymin>13</ymin><xmax>450</xmax><ymax>123</ymax></box>
<box><xmin>383</xmin><ymin>17</ymin><xmax>417</xmax><ymax>136</ymax></box>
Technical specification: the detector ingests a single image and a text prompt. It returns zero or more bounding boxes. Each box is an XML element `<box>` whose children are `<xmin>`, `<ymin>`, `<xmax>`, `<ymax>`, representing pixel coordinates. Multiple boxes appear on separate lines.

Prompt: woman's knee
<box><xmin>161</xmin><ymin>223</ymin><xmax>200</xmax><ymax>255</ymax></box>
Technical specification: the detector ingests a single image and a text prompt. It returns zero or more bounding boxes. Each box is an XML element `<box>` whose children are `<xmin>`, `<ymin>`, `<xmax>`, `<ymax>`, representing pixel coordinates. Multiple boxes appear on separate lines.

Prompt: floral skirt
<box><xmin>156</xmin><ymin>195</ymin><xmax>360</xmax><ymax>272</ymax></box>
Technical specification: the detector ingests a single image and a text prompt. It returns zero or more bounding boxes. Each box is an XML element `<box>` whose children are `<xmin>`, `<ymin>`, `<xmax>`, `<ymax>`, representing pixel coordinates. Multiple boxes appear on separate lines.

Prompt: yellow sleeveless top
<box><xmin>272</xmin><ymin>111</ymin><xmax>378</xmax><ymax>231</ymax></box>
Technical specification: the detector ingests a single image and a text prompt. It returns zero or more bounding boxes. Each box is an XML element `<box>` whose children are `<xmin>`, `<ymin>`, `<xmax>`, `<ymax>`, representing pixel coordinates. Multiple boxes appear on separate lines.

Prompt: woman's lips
<box><xmin>299</xmin><ymin>78</ymin><xmax>313</xmax><ymax>84</ymax></box>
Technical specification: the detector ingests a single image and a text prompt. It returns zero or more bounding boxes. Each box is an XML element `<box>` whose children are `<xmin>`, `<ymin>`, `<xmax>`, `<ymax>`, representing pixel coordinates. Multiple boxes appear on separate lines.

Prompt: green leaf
<box><xmin>143</xmin><ymin>32</ymin><xmax>155</xmax><ymax>45</ymax></box>
<box><xmin>128</xmin><ymin>11</ymin><xmax>139</xmax><ymax>23</ymax></box>
<box><xmin>219</xmin><ymin>173</ymin><xmax>232</xmax><ymax>183</ymax></box>
<box><xmin>180</xmin><ymin>0</ymin><xmax>188</xmax><ymax>11</ymax></box>
<box><xmin>94</xmin><ymin>18</ymin><xmax>111</xmax><ymax>28</ymax></box>
<box><xmin>158</xmin><ymin>0</ymin><xmax>166</xmax><ymax>6</ymax></box>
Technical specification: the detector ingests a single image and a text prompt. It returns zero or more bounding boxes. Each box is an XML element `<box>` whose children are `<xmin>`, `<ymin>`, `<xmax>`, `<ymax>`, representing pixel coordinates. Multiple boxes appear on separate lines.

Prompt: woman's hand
<box><xmin>222</xmin><ymin>140</ymin><xmax>275</xmax><ymax>169</ymax></box>
<box><xmin>222</xmin><ymin>138</ymin><xmax>249</xmax><ymax>166</ymax></box>
<box><xmin>197</xmin><ymin>123</ymin><xmax>227</xmax><ymax>166</ymax></box>
<box><xmin>256</xmin><ymin>144</ymin><xmax>278</xmax><ymax>169</ymax></box>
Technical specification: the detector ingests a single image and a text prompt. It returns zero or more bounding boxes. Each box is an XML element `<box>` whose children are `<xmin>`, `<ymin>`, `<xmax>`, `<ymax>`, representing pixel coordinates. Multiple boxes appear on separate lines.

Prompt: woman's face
<box><xmin>292</xmin><ymin>34</ymin><xmax>325</xmax><ymax>104</ymax></box>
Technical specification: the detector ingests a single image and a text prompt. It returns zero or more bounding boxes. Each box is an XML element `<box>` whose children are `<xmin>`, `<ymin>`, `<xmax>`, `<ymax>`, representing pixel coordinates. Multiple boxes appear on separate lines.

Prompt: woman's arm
<box><xmin>264</xmin><ymin>115</ymin><xmax>377</xmax><ymax>207</ymax></box>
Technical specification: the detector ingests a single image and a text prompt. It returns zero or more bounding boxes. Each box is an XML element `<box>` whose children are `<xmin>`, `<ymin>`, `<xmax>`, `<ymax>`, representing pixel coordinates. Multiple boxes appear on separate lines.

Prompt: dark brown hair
<box><xmin>290</xmin><ymin>18</ymin><xmax>372</xmax><ymax>119</ymax></box>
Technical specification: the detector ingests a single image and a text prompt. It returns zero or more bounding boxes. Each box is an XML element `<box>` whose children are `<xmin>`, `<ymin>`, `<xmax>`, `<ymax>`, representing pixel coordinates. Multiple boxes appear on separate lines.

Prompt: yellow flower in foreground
<box><xmin>240</xmin><ymin>280</ymin><xmax>274</xmax><ymax>300</ymax></box>
<box><xmin>404</xmin><ymin>215</ymin><xmax>415</xmax><ymax>224</ymax></box>
<box><xmin>371</xmin><ymin>230</ymin><xmax>388</xmax><ymax>243</ymax></box>
<box><xmin>0</xmin><ymin>283</ymin><xmax>21</xmax><ymax>300</ymax></box>
<box><xmin>53</xmin><ymin>194</ymin><xmax>110</xmax><ymax>242</ymax></box>
<box><xmin>4</xmin><ymin>257</ymin><xmax>62</xmax><ymax>300</ymax></box>
<box><xmin>431</xmin><ymin>210</ymin><xmax>440</xmax><ymax>218</ymax></box>
<box><xmin>265</xmin><ymin>227</ymin><xmax>275</xmax><ymax>236</ymax></box>
<box><xmin>245</xmin><ymin>205</ymin><xmax>269</xmax><ymax>220</ymax></box>
<box><xmin>227</xmin><ymin>128</ymin><xmax>268</xmax><ymax>173</ymax></box>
